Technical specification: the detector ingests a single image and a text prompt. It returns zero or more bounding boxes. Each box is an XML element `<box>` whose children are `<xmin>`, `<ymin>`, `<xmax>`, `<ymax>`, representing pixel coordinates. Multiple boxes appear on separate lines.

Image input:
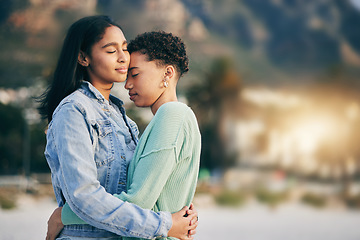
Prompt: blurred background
<box><xmin>1</xmin><ymin>0</ymin><xmax>360</xmax><ymax>239</ymax></box>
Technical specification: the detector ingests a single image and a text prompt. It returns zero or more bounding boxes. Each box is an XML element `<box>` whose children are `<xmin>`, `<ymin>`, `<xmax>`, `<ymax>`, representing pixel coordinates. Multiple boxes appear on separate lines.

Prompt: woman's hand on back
<box><xmin>168</xmin><ymin>204</ymin><xmax>199</xmax><ymax>240</ymax></box>
<box><xmin>46</xmin><ymin>207</ymin><xmax>64</xmax><ymax>240</ymax></box>
<box><xmin>187</xmin><ymin>203</ymin><xmax>198</xmax><ymax>235</ymax></box>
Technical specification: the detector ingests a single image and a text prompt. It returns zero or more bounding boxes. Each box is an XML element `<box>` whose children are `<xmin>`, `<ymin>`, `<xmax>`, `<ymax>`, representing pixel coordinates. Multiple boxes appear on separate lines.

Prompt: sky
<box><xmin>350</xmin><ymin>0</ymin><xmax>360</xmax><ymax>10</ymax></box>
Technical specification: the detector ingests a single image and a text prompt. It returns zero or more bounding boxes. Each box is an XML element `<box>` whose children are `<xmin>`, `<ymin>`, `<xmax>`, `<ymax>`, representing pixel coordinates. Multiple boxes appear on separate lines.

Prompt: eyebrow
<box><xmin>102</xmin><ymin>40</ymin><xmax>127</xmax><ymax>48</ymax></box>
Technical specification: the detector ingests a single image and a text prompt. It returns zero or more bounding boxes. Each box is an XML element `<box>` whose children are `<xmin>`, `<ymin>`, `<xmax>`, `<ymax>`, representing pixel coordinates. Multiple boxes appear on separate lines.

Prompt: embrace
<box><xmin>38</xmin><ymin>15</ymin><xmax>201</xmax><ymax>240</ymax></box>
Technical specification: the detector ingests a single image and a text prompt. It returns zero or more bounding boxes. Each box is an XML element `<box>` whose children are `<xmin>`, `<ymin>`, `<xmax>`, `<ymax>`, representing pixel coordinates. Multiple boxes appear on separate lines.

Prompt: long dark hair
<box><xmin>38</xmin><ymin>15</ymin><xmax>121</xmax><ymax>122</ymax></box>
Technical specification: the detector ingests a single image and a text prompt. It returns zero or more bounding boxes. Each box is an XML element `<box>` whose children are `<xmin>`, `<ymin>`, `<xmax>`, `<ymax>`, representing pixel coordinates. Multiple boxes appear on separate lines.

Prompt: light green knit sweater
<box><xmin>61</xmin><ymin>102</ymin><xmax>201</xmax><ymax>239</ymax></box>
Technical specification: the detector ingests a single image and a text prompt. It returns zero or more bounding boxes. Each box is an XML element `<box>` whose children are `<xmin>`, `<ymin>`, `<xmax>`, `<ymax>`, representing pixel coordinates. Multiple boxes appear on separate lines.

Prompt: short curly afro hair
<box><xmin>128</xmin><ymin>31</ymin><xmax>189</xmax><ymax>78</ymax></box>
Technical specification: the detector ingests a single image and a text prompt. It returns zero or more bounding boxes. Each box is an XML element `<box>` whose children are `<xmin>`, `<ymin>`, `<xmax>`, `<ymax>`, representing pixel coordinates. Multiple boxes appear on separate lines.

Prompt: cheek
<box><xmin>145</xmin><ymin>82</ymin><xmax>163</xmax><ymax>99</ymax></box>
<box><xmin>143</xmin><ymin>79</ymin><xmax>160</xmax><ymax>92</ymax></box>
<box><xmin>90</xmin><ymin>55</ymin><xmax>104</xmax><ymax>68</ymax></box>
<box><xmin>125</xmin><ymin>52</ymin><xmax>130</xmax><ymax>65</ymax></box>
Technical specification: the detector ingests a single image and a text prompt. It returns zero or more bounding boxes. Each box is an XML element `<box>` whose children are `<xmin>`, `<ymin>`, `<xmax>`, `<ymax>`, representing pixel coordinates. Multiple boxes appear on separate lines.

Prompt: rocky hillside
<box><xmin>180</xmin><ymin>0</ymin><xmax>360</xmax><ymax>78</ymax></box>
<box><xmin>100</xmin><ymin>0</ymin><xmax>360</xmax><ymax>85</ymax></box>
<box><xmin>1</xmin><ymin>0</ymin><xmax>360</xmax><ymax>88</ymax></box>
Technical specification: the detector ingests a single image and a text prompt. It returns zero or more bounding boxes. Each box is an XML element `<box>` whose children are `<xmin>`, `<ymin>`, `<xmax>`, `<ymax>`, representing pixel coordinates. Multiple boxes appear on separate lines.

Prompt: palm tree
<box><xmin>187</xmin><ymin>57</ymin><xmax>242</xmax><ymax>170</ymax></box>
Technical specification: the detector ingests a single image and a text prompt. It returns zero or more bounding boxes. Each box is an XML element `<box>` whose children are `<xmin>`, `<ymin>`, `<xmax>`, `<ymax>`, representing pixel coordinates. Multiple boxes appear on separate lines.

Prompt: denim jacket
<box><xmin>45</xmin><ymin>81</ymin><xmax>171</xmax><ymax>238</ymax></box>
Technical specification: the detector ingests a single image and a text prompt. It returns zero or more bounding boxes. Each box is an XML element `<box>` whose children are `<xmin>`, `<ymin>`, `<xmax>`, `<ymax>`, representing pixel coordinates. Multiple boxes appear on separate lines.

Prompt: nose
<box><xmin>117</xmin><ymin>49</ymin><xmax>129</xmax><ymax>63</ymax></box>
<box><xmin>124</xmin><ymin>77</ymin><xmax>132</xmax><ymax>90</ymax></box>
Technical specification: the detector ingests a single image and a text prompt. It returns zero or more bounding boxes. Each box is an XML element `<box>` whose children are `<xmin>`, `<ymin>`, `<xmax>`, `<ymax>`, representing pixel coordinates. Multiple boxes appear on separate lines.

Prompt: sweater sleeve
<box><xmin>116</xmin><ymin>147</ymin><xmax>177</xmax><ymax>210</ymax></box>
<box><xmin>115</xmin><ymin>103</ymin><xmax>187</xmax><ymax>210</ymax></box>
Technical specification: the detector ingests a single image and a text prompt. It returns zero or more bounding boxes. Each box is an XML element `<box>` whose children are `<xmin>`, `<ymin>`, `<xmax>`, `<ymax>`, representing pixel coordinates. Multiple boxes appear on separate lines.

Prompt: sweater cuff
<box><xmin>155</xmin><ymin>211</ymin><xmax>172</xmax><ymax>238</ymax></box>
<box><xmin>61</xmin><ymin>203</ymin><xmax>86</xmax><ymax>225</ymax></box>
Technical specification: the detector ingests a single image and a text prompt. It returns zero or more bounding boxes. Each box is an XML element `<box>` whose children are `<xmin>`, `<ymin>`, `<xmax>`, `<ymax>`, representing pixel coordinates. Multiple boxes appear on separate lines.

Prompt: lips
<box><xmin>128</xmin><ymin>92</ymin><xmax>137</xmax><ymax>101</ymax></box>
<box><xmin>116</xmin><ymin>66</ymin><xmax>128</xmax><ymax>74</ymax></box>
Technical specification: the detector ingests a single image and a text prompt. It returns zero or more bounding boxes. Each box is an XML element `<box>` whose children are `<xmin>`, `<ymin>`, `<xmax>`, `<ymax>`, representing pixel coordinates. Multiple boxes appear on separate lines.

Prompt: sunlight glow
<box><xmin>288</xmin><ymin>116</ymin><xmax>336</xmax><ymax>155</ymax></box>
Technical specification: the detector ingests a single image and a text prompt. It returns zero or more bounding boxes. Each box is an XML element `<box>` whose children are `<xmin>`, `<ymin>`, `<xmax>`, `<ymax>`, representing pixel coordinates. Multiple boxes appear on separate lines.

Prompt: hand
<box><xmin>187</xmin><ymin>203</ymin><xmax>198</xmax><ymax>236</ymax></box>
<box><xmin>168</xmin><ymin>205</ymin><xmax>199</xmax><ymax>240</ymax></box>
<box><xmin>46</xmin><ymin>207</ymin><xmax>64</xmax><ymax>240</ymax></box>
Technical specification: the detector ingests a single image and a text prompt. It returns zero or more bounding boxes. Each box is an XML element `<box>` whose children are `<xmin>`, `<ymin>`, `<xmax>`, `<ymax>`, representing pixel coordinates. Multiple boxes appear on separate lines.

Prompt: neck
<box><xmin>151</xmin><ymin>88</ymin><xmax>177</xmax><ymax>115</ymax></box>
<box><xmin>91</xmin><ymin>82</ymin><xmax>114</xmax><ymax>101</ymax></box>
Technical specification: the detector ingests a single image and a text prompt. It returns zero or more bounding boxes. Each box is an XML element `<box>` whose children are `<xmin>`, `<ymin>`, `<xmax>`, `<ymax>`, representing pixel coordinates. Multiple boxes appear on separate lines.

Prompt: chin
<box><xmin>134</xmin><ymin>103</ymin><xmax>148</xmax><ymax>108</ymax></box>
<box><xmin>134</xmin><ymin>103</ymin><xmax>144</xmax><ymax>107</ymax></box>
<box><xmin>116</xmin><ymin>78</ymin><xmax>127</xmax><ymax>83</ymax></box>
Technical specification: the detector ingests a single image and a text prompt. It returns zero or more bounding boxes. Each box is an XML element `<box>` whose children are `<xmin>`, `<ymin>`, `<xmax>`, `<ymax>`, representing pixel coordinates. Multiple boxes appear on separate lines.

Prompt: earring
<box><xmin>163</xmin><ymin>77</ymin><xmax>169</xmax><ymax>88</ymax></box>
<box><xmin>78</xmin><ymin>61</ymin><xmax>88</xmax><ymax>67</ymax></box>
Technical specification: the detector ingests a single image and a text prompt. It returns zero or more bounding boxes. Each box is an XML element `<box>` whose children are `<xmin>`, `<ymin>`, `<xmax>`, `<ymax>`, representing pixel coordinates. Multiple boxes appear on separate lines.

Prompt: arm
<box><xmin>59</xmin><ymin>103</ymin><xmax>199</xmax><ymax>238</ymax></box>
<box><xmin>49</xmin><ymin>102</ymin><xmax>171</xmax><ymax>238</ymax></box>
<box><xmin>61</xmin><ymin>148</ymin><xmax>175</xmax><ymax>224</ymax></box>
<box><xmin>49</xmin><ymin>205</ymin><xmax>198</xmax><ymax>240</ymax></box>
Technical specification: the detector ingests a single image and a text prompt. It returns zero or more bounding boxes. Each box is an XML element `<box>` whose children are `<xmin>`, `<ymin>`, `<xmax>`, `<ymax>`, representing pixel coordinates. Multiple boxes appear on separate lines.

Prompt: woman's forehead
<box><xmin>99</xmin><ymin>26</ymin><xmax>126</xmax><ymax>46</ymax></box>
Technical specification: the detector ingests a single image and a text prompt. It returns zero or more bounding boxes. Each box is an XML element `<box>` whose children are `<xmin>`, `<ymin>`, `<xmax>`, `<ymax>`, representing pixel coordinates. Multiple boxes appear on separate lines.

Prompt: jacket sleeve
<box><xmin>62</xmin><ymin>148</ymin><xmax>176</xmax><ymax>223</ymax></box>
<box><xmin>49</xmin><ymin>102</ymin><xmax>171</xmax><ymax>238</ymax></box>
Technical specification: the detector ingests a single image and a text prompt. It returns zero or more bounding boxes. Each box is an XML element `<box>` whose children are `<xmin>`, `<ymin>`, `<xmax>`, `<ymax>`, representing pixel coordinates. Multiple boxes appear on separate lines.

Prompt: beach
<box><xmin>1</xmin><ymin>194</ymin><xmax>360</xmax><ymax>240</ymax></box>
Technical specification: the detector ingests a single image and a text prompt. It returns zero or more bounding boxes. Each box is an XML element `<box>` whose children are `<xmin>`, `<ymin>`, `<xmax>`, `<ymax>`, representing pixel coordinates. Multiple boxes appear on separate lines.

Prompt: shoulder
<box><xmin>52</xmin><ymin>90</ymin><xmax>91</xmax><ymax>119</ymax></box>
<box><xmin>156</xmin><ymin>102</ymin><xmax>192</xmax><ymax>118</ymax></box>
<box><xmin>153</xmin><ymin>102</ymin><xmax>199</xmax><ymax>132</ymax></box>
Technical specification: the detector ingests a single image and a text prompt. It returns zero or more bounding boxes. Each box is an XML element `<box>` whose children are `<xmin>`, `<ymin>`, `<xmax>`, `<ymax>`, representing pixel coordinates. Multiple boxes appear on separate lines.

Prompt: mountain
<box><xmin>99</xmin><ymin>0</ymin><xmax>360</xmax><ymax>85</ymax></box>
<box><xmin>0</xmin><ymin>0</ymin><xmax>97</xmax><ymax>88</ymax></box>
<box><xmin>1</xmin><ymin>0</ymin><xmax>360</xmax><ymax>89</ymax></box>
<box><xmin>179</xmin><ymin>0</ymin><xmax>360</xmax><ymax>83</ymax></box>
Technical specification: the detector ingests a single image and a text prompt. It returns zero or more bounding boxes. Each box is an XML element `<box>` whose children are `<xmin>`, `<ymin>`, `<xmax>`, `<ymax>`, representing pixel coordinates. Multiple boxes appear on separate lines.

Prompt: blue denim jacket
<box><xmin>45</xmin><ymin>81</ymin><xmax>171</xmax><ymax>238</ymax></box>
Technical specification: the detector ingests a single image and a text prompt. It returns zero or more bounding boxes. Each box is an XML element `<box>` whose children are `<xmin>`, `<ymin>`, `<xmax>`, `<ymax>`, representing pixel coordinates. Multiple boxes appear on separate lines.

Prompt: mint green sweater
<box><xmin>61</xmin><ymin>102</ymin><xmax>201</xmax><ymax>239</ymax></box>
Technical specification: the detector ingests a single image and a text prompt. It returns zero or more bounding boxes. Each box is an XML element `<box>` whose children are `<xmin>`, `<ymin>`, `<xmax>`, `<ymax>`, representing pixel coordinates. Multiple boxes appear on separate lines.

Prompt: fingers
<box><xmin>46</xmin><ymin>232</ymin><xmax>54</xmax><ymax>240</ymax></box>
<box><xmin>181</xmin><ymin>205</ymin><xmax>190</xmax><ymax>216</ymax></box>
<box><xmin>179</xmin><ymin>235</ymin><xmax>194</xmax><ymax>240</ymax></box>
<box><xmin>181</xmin><ymin>205</ymin><xmax>189</xmax><ymax>212</ymax></box>
<box><xmin>186</xmin><ymin>203</ymin><xmax>197</xmax><ymax>221</ymax></box>
<box><xmin>188</xmin><ymin>220</ymin><xmax>198</xmax><ymax>230</ymax></box>
<box><xmin>189</xmin><ymin>203</ymin><xmax>194</xmax><ymax>210</ymax></box>
<box><xmin>190</xmin><ymin>215</ymin><xmax>198</xmax><ymax>225</ymax></box>
<box><xmin>186</xmin><ymin>209</ymin><xmax>194</xmax><ymax>215</ymax></box>
<box><xmin>184</xmin><ymin>209</ymin><xmax>198</xmax><ymax>227</ymax></box>
<box><xmin>46</xmin><ymin>221</ymin><xmax>55</xmax><ymax>240</ymax></box>
<box><xmin>46</xmin><ymin>207</ymin><xmax>64</xmax><ymax>240</ymax></box>
<box><xmin>46</xmin><ymin>228</ymin><xmax>56</xmax><ymax>240</ymax></box>
<box><xmin>187</xmin><ymin>212</ymin><xmax>197</xmax><ymax>220</ymax></box>
<box><xmin>189</xmin><ymin>229</ymin><xmax>197</xmax><ymax>235</ymax></box>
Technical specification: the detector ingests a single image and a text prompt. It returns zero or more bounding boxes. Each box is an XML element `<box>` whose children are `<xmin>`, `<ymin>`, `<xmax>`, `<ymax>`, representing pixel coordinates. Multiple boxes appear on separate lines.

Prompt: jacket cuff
<box><xmin>155</xmin><ymin>211</ymin><xmax>172</xmax><ymax>238</ymax></box>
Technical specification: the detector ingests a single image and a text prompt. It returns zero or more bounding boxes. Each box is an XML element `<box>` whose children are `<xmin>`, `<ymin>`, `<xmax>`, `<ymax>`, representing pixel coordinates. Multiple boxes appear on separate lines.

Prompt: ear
<box><xmin>78</xmin><ymin>51</ymin><xmax>89</xmax><ymax>67</ymax></box>
<box><xmin>164</xmin><ymin>65</ymin><xmax>176</xmax><ymax>80</ymax></box>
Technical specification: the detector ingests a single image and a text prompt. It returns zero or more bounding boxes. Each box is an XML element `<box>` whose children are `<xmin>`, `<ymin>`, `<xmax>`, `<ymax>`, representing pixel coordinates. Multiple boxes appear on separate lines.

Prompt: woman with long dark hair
<box><xmin>53</xmin><ymin>31</ymin><xmax>202</xmax><ymax>240</ymax></box>
<box><xmin>39</xmin><ymin>16</ymin><xmax>197</xmax><ymax>240</ymax></box>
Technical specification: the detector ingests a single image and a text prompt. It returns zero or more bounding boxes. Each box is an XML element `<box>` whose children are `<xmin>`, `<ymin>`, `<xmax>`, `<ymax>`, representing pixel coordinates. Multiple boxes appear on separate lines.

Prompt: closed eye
<box><xmin>107</xmin><ymin>50</ymin><xmax>116</xmax><ymax>53</ymax></box>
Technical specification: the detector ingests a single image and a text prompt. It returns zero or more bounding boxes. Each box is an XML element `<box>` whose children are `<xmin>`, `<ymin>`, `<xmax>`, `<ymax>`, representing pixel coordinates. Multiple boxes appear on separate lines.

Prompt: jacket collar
<box><xmin>79</xmin><ymin>81</ymin><xmax>124</xmax><ymax>107</ymax></box>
